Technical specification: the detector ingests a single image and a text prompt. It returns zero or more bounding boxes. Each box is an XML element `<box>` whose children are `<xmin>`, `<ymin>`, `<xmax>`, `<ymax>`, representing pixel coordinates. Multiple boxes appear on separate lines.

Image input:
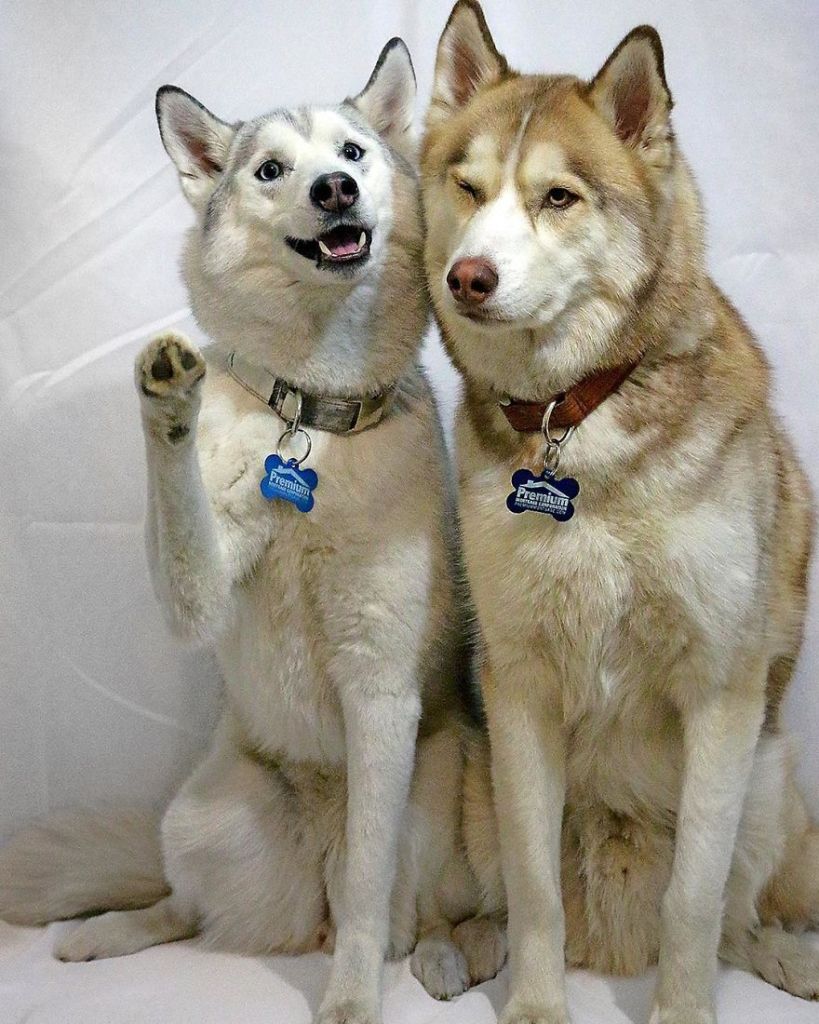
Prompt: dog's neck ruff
<box><xmin>498</xmin><ymin>357</ymin><xmax>643</xmax><ymax>433</ymax></box>
<box><xmin>227</xmin><ymin>351</ymin><xmax>394</xmax><ymax>434</ymax></box>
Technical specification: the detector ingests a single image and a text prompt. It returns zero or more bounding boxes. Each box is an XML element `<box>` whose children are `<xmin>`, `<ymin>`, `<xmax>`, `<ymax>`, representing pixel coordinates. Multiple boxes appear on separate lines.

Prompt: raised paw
<box><xmin>136</xmin><ymin>332</ymin><xmax>205</xmax><ymax>401</ymax></box>
<box><xmin>314</xmin><ymin>1000</ymin><xmax>380</xmax><ymax>1024</ymax></box>
<box><xmin>411</xmin><ymin>936</ymin><xmax>470</xmax><ymax>1000</ymax></box>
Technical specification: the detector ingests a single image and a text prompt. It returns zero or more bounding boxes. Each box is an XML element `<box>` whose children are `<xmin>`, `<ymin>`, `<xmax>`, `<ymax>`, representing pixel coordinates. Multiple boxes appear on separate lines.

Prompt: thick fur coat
<box><xmin>0</xmin><ymin>39</ymin><xmax>505</xmax><ymax>1024</ymax></box>
<box><xmin>421</xmin><ymin>5</ymin><xmax>818</xmax><ymax>1023</ymax></box>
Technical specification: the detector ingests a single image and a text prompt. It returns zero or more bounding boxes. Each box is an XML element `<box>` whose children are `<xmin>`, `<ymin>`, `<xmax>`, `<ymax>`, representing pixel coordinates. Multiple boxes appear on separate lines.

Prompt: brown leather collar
<box><xmin>498</xmin><ymin>357</ymin><xmax>642</xmax><ymax>433</ymax></box>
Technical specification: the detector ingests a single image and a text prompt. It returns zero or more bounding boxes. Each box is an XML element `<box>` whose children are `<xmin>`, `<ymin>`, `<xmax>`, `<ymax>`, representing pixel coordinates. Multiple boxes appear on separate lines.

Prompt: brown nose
<box><xmin>446</xmin><ymin>258</ymin><xmax>498</xmax><ymax>305</ymax></box>
<box><xmin>310</xmin><ymin>172</ymin><xmax>359</xmax><ymax>213</ymax></box>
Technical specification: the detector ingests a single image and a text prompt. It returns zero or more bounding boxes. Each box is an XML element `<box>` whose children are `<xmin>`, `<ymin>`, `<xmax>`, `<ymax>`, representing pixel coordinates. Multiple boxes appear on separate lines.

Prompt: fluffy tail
<box><xmin>0</xmin><ymin>809</ymin><xmax>169</xmax><ymax>926</ymax></box>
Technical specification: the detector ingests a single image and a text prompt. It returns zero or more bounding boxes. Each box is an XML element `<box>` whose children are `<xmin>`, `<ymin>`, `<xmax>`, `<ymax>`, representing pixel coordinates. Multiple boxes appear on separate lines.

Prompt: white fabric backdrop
<box><xmin>6</xmin><ymin>0</ymin><xmax>816</xmax><ymax>842</ymax></box>
<box><xmin>2</xmin><ymin>3</ymin><xmax>818</xmax><ymax>1023</ymax></box>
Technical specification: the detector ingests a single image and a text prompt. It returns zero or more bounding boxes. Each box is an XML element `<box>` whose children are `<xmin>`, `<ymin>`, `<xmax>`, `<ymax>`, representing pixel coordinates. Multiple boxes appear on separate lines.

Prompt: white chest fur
<box><xmin>459</xmin><ymin>417</ymin><xmax>764</xmax><ymax>815</ymax></box>
<box><xmin>196</xmin><ymin>376</ymin><xmax>349</xmax><ymax>764</ymax></box>
<box><xmin>191</xmin><ymin>365</ymin><xmax>436</xmax><ymax>767</ymax></box>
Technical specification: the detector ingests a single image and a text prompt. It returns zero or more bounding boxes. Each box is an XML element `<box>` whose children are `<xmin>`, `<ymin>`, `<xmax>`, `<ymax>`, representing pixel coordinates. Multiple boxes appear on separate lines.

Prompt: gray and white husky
<box><xmin>0</xmin><ymin>39</ymin><xmax>505</xmax><ymax>1024</ymax></box>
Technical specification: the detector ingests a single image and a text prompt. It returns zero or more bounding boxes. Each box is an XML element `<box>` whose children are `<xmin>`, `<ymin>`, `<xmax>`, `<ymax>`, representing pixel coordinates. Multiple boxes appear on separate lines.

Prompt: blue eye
<box><xmin>255</xmin><ymin>160</ymin><xmax>282</xmax><ymax>181</ymax></box>
<box><xmin>342</xmin><ymin>142</ymin><xmax>364</xmax><ymax>162</ymax></box>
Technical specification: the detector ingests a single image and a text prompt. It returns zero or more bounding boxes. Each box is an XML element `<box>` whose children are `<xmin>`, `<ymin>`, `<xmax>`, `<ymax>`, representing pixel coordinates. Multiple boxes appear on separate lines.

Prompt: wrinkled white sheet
<box><xmin>1</xmin><ymin>922</ymin><xmax>818</xmax><ymax>1024</ymax></box>
<box><xmin>1</xmin><ymin>1</ymin><xmax>818</xmax><ymax>1021</ymax></box>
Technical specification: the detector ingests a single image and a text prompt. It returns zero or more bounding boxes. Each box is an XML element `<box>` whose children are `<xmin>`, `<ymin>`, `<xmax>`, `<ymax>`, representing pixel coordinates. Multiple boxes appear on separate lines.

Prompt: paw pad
<box><xmin>151</xmin><ymin>350</ymin><xmax>174</xmax><ymax>380</ymax></box>
<box><xmin>138</xmin><ymin>333</ymin><xmax>205</xmax><ymax>398</ymax></box>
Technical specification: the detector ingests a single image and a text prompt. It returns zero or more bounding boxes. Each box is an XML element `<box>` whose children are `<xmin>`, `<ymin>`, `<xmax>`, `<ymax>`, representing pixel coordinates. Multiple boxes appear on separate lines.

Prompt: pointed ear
<box><xmin>589</xmin><ymin>26</ymin><xmax>673</xmax><ymax>164</ymax></box>
<box><xmin>428</xmin><ymin>0</ymin><xmax>508</xmax><ymax>128</ymax></box>
<box><xmin>353</xmin><ymin>39</ymin><xmax>416</xmax><ymax>158</ymax></box>
<box><xmin>155</xmin><ymin>86</ymin><xmax>237</xmax><ymax>208</ymax></box>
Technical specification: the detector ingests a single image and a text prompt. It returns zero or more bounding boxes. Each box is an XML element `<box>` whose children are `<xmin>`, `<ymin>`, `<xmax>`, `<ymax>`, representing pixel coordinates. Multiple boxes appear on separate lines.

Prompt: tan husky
<box><xmin>422</xmin><ymin>3</ymin><xmax>818</xmax><ymax>1022</ymax></box>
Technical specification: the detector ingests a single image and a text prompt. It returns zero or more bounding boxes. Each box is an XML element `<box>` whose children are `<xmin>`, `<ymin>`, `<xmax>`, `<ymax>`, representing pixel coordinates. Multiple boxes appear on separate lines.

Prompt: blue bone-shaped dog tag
<box><xmin>506</xmin><ymin>468</ymin><xmax>580</xmax><ymax>521</ymax></box>
<box><xmin>260</xmin><ymin>454</ymin><xmax>318</xmax><ymax>512</ymax></box>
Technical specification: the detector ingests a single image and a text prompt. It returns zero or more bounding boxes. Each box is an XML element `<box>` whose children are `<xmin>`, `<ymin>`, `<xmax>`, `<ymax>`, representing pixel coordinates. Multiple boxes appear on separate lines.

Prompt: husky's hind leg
<box><xmin>739</xmin><ymin>781</ymin><xmax>819</xmax><ymax>1000</ymax></box>
<box><xmin>451</xmin><ymin>911</ymin><xmax>507</xmax><ymax>985</ymax></box>
<box><xmin>161</xmin><ymin>720</ymin><xmax>328</xmax><ymax>956</ymax></box>
<box><xmin>410</xmin><ymin>727</ymin><xmax>506</xmax><ymax>999</ymax></box>
<box><xmin>411</xmin><ymin>923</ymin><xmax>470</xmax><ymax>1001</ymax></box>
<box><xmin>54</xmin><ymin>718</ymin><xmax>329</xmax><ymax>963</ymax></box>
<box><xmin>720</xmin><ymin>736</ymin><xmax>819</xmax><ymax>1000</ymax></box>
<box><xmin>55</xmin><ymin>896</ymin><xmax>195</xmax><ymax>962</ymax></box>
<box><xmin>406</xmin><ymin>726</ymin><xmax>472</xmax><ymax>999</ymax></box>
<box><xmin>759</xmin><ymin>817</ymin><xmax>819</xmax><ymax>931</ymax></box>
<box><xmin>721</xmin><ymin>923</ymin><xmax>819</xmax><ymax>1000</ymax></box>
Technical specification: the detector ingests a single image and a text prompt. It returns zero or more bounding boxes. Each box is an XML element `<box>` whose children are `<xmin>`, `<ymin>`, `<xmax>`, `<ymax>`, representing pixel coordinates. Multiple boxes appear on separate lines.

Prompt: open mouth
<box><xmin>286</xmin><ymin>225</ymin><xmax>372</xmax><ymax>269</ymax></box>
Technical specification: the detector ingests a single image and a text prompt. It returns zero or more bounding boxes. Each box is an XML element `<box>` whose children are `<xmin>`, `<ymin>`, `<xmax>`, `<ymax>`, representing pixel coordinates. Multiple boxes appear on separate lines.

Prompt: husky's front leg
<box><xmin>137</xmin><ymin>331</ymin><xmax>230</xmax><ymax>642</ymax></box>
<box><xmin>318</xmin><ymin>684</ymin><xmax>420</xmax><ymax>1024</ymax></box>
<box><xmin>651</xmin><ymin>657</ymin><xmax>767</xmax><ymax>1024</ymax></box>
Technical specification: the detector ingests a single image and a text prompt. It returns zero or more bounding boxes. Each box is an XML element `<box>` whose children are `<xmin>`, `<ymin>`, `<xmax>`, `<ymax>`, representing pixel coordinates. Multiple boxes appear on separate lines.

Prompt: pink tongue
<box><xmin>329</xmin><ymin>238</ymin><xmax>360</xmax><ymax>256</ymax></box>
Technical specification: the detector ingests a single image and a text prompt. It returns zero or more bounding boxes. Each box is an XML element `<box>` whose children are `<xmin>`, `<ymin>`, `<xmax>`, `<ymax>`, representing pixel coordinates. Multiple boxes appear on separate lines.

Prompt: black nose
<box><xmin>310</xmin><ymin>172</ymin><xmax>359</xmax><ymax>213</ymax></box>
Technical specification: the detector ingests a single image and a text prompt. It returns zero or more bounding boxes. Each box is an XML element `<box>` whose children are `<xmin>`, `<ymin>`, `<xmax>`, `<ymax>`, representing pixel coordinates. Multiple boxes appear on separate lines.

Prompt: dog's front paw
<box><xmin>649</xmin><ymin>1005</ymin><xmax>716</xmax><ymax>1024</ymax></box>
<box><xmin>314</xmin><ymin>1000</ymin><xmax>380</xmax><ymax>1024</ymax></box>
<box><xmin>136</xmin><ymin>332</ymin><xmax>205</xmax><ymax>443</ymax></box>
<box><xmin>136</xmin><ymin>332</ymin><xmax>205</xmax><ymax>401</ymax></box>
<box><xmin>498</xmin><ymin>1000</ymin><xmax>571</xmax><ymax>1024</ymax></box>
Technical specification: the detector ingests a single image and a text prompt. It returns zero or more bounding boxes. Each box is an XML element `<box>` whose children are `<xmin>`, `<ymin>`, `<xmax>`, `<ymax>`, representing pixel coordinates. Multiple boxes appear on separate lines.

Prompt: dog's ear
<box><xmin>155</xmin><ymin>86</ymin><xmax>237</xmax><ymax>208</ymax></box>
<box><xmin>589</xmin><ymin>27</ymin><xmax>673</xmax><ymax>165</ymax></box>
<box><xmin>353</xmin><ymin>39</ymin><xmax>416</xmax><ymax>158</ymax></box>
<box><xmin>428</xmin><ymin>0</ymin><xmax>508</xmax><ymax>128</ymax></box>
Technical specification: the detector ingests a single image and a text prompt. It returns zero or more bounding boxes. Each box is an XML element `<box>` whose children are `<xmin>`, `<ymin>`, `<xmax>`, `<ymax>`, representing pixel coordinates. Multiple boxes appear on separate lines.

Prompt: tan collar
<box><xmin>498</xmin><ymin>357</ymin><xmax>642</xmax><ymax>433</ymax></box>
<box><xmin>227</xmin><ymin>351</ymin><xmax>394</xmax><ymax>434</ymax></box>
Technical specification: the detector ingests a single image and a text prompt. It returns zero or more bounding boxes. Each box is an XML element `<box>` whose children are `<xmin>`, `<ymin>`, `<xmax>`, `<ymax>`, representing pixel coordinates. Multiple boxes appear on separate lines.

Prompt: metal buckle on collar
<box><xmin>352</xmin><ymin>395</ymin><xmax>387</xmax><ymax>431</ymax></box>
<box><xmin>277</xmin><ymin>388</ymin><xmax>303</xmax><ymax>426</ymax></box>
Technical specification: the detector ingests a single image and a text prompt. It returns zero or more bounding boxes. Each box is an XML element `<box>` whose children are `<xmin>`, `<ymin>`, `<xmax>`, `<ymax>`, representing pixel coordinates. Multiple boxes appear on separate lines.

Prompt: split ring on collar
<box><xmin>276</xmin><ymin>424</ymin><xmax>312</xmax><ymax>467</ymax></box>
<box><xmin>541</xmin><ymin>397</ymin><xmax>575</xmax><ymax>448</ymax></box>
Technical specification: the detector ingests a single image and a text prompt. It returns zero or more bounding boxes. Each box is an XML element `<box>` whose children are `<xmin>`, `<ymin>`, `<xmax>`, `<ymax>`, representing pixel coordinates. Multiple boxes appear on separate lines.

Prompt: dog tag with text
<box><xmin>260</xmin><ymin>454</ymin><xmax>318</xmax><ymax>513</ymax></box>
<box><xmin>506</xmin><ymin>467</ymin><xmax>579</xmax><ymax>521</ymax></box>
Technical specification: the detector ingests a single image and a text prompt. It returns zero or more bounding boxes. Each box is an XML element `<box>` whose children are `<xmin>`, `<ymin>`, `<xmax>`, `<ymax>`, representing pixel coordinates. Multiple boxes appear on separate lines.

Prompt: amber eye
<box><xmin>457</xmin><ymin>179</ymin><xmax>480</xmax><ymax>200</ymax></box>
<box><xmin>545</xmin><ymin>187</ymin><xmax>578</xmax><ymax>209</ymax></box>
